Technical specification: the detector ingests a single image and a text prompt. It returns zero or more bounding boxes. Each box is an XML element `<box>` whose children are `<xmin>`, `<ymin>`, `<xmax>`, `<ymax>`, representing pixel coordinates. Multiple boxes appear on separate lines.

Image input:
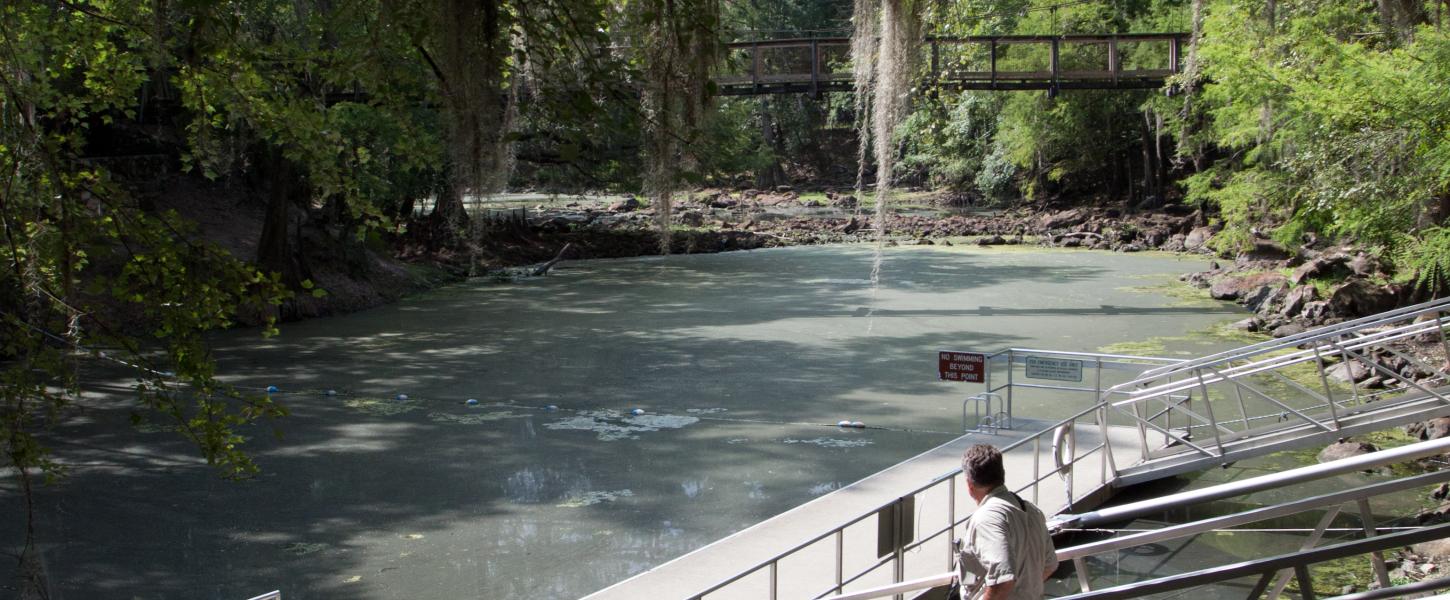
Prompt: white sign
<box><xmin>1025</xmin><ymin>356</ymin><xmax>1083</xmax><ymax>382</ymax></box>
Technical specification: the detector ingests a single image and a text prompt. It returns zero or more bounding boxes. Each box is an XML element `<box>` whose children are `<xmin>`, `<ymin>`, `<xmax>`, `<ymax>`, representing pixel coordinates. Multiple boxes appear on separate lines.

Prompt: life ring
<box><xmin>1051</xmin><ymin>425</ymin><xmax>1075</xmax><ymax>479</ymax></box>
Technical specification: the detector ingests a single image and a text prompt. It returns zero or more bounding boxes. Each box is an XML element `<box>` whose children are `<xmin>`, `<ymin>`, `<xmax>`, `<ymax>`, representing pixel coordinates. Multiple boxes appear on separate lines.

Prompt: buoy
<box><xmin>851</xmin><ymin>421</ymin><xmax>866</xmax><ymax>428</ymax></box>
<box><xmin>630</xmin><ymin>408</ymin><xmax>646</xmax><ymax>416</ymax></box>
<box><xmin>465</xmin><ymin>398</ymin><xmax>480</xmax><ymax>406</ymax></box>
<box><xmin>324</xmin><ymin>389</ymin><xmax>337</xmax><ymax>397</ymax></box>
<box><xmin>544</xmin><ymin>404</ymin><xmax>559</xmax><ymax>411</ymax></box>
<box><xmin>396</xmin><ymin>394</ymin><xmax>409</xmax><ymax>402</ymax></box>
<box><xmin>265</xmin><ymin>385</ymin><xmax>279</xmax><ymax>393</ymax></box>
<box><xmin>837</xmin><ymin>420</ymin><xmax>852</xmax><ymax>428</ymax></box>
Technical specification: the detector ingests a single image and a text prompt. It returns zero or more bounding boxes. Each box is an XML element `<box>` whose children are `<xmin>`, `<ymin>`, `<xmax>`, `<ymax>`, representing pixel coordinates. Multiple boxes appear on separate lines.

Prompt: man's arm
<box><xmin>982</xmin><ymin>579</ymin><xmax>1016</xmax><ymax>600</ymax></box>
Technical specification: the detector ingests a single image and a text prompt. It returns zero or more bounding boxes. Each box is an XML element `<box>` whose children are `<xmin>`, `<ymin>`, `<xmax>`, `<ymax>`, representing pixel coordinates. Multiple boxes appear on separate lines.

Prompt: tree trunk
<box><xmin>754</xmin><ymin>106</ymin><xmax>787</xmax><ymax>189</ymax></box>
<box><xmin>255</xmin><ymin>149</ymin><xmax>310</xmax><ymax>289</ymax></box>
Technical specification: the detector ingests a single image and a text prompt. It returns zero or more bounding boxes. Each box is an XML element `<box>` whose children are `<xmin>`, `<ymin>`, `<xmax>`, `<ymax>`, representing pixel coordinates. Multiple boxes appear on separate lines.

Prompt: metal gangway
<box><xmin>664</xmin><ymin>296</ymin><xmax>1450</xmax><ymax>600</ymax></box>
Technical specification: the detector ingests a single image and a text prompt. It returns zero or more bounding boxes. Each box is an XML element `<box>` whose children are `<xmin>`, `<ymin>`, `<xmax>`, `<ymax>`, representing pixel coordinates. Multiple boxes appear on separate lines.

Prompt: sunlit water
<box><xmin>3</xmin><ymin>244</ymin><xmax>1248</xmax><ymax>599</ymax></box>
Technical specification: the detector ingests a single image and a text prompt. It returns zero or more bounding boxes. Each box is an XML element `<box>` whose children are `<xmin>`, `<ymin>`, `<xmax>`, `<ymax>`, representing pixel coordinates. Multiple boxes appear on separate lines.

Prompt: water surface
<box><xmin>2</xmin><ymin>244</ymin><xmax>1242</xmax><ymax>599</ymax></box>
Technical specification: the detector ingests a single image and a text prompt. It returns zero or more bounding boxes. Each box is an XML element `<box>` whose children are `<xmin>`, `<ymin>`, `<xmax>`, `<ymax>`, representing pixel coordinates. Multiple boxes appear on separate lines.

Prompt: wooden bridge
<box><xmin>716</xmin><ymin>33</ymin><xmax>1186</xmax><ymax>96</ymax></box>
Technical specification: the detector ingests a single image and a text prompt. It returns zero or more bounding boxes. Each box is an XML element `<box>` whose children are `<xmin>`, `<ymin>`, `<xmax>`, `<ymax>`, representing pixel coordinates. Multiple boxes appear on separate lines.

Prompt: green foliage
<box><xmin>1397</xmin><ymin>227</ymin><xmax>1450</xmax><ymax>298</ymax></box>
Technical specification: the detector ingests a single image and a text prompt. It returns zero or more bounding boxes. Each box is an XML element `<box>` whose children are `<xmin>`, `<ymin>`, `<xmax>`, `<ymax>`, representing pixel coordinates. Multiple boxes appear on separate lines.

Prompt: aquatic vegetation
<box><xmin>783</xmin><ymin>438</ymin><xmax>873</xmax><ymax>449</ymax></box>
<box><xmin>556</xmin><ymin>490</ymin><xmax>635</xmax><ymax>508</ymax></box>
<box><xmin>543</xmin><ymin>411</ymin><xmax>700</xmax><ymax>441</ymax></box>
<box><xmin>344</xmin><ymin>397</ymin><xmax>423</xmax><ymax>417</ymax></box>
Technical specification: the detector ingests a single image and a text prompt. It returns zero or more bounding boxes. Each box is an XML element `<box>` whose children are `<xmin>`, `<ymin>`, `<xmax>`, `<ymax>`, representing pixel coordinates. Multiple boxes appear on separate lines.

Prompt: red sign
<box><xmin>938</xmin><ymin>351</ymin><xmax>986</xmax><ymax>383</ymax></box>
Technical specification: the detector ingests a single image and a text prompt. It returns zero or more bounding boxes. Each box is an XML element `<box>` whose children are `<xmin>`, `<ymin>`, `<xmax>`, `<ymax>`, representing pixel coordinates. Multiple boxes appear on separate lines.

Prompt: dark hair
<box><xmin>962</xmin><ymin>444</ymin><xmax>1005</xmax><ymax>489</ymax></box>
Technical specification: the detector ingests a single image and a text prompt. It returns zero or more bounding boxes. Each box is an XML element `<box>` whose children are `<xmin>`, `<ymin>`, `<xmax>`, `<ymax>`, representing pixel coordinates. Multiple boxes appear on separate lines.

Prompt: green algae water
<box><xmin>2</xmin><ymin>245</ymin><xmax>1246</xmax><ymax>599</ymax></box>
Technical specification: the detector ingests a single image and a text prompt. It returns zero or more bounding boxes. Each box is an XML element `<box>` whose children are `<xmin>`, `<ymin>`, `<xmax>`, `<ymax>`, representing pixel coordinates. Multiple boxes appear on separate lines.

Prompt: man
<box><xmin>956</xmin><ymin>444</ymin><xmax>1057</xmax><ymax>600</ymax></box>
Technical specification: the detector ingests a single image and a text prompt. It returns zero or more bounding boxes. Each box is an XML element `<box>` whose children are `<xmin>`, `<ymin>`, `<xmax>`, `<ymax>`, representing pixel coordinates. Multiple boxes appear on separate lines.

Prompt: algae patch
<box><xmin>556</xmin><ymin>489</ymin><xmax>634</xmax><ymax>508</ymax></box>
<box><xmin>783</xmin><ymin>438</ymin><xmax>872</xmax><ymax>449</ymax></box>
<box><xmin>427</xmin><ymin>410</ymin><xmax>525</xmax><ymax>424</ymax></box>
<box><xmin>544</xmin><ymin>410</ymin><xmax>700</xmax><ymax>441</ymax></box>
<box><xmin>344</xmin><ymin>397</ymin><xmax>422</xmax><ymax>417</ymax></box>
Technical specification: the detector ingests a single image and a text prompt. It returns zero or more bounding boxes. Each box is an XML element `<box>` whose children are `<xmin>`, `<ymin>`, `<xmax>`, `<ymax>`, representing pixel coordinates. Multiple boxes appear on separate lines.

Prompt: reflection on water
<box><xmin>1</xmin><ymin>244</ymin><xmax>1245</xmax><ymax>599</ymax></box>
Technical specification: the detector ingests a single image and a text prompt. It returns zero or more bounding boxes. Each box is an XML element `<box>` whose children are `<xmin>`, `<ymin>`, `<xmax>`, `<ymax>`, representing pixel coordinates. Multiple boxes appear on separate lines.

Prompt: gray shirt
<box><xmin>960</xmin><ymin>486</ymin><xmax>1057</xmax><ymax>600</ymax></box>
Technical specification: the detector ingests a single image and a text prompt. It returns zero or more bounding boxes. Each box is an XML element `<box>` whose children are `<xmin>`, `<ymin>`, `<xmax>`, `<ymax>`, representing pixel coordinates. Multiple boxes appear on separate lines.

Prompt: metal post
<box><xmin>1312</xmin><ymin>343</ymin><xmax>1341</xmax><ymax>428</ymax></box>
<box><xmin>1005</xmin><ymin>350</ymin><xmax>1013</xmax><ymax>426</ymax></box>
<box><xmin>751</xmin><ymin>42</ymin><xmax>761</xmax><ymax>94</ymax></box>
<box><xmin>1108</xmin><ymin>38</ymin><xmax>1119</xmax><ymax>83</ymax></box>
<box><xmin>1170</xmin><ymin>35</ymin><xmax>1182</xmax><ymax>74</ymax></box>
<box><xmin>1050</xmin><ymin>38</ymin><xmax>1060</xmax><ymax>96</ymax></box>
<box><xmin>1437</xmin><ymin>311</ymin><xmax>1450</xmax><ymax>363</ymax></box>
<box><xmin>948</xmin><ymin>476</ymin><xmax>957</xmax><ymax>570</ymax></box>
<box><xmin>1195</xmin><ymin>370</ymin><xmax>1226</xmax><ymax>457</ymax></box>
<box><xmin>986</xmin><ymin>38</ymin><xmax>997</xmax><ymax>89</ymax></box>
<box><xmin>1293</xmin><ymin>564</ymin><xmax>1317</xmax><ymax>600</ymax></box>
<box><xmin>1268</xmin><ymin>506</ymin><xmax>1341</xmax><ymax>600</ymax></box>
<box><xmin>1339</xmin><ymin>337</ymin><xmax>1363</xmax><ymax>406</ymax></box>
<box><xmin>1074</xmin><ymin>557</ymin><xmax>1092</xmax><ymax>592</ymax></box>
<box><xmin>810</xmin><ymin>40</ymin><xmax>820</xmax><ymax>99</ymax></box>
<box><xmin>836</xmin><ymin>529</ymin><xmax>845</xmax><ymax>594</ymax></box>
<box><xmin>1033</xmin><ymin>435</ymin><xmax>1041</xmax><ymax>505</ymax></box>
<box><xmin>1356</xmin><ymin>499</ymin><xmax>1392</xmax><ymax>590</ymax></box>
<box><xmin>893</xmin><ymin>499</ymin><xmax>906</xmax><ymax>600</ymax></box>
<box><xmin>770</xmin><ymin>560</ymin><xmax>778</xmax><ymax>600</ymax></box>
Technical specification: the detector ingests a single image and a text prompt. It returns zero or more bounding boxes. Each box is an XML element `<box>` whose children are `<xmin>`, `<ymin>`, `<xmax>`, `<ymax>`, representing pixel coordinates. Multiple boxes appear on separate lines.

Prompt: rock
<box><xmin>1301</xmin><ymin>300</ymin><xmax>1331</xmax><ymax>324</ymax></box>
<box><xmin>1210</xmin><ymin>272</ymin><xmax>1290</xmax><ymax>301</ymax></box>
<box><xmin>708</xmin><ymin>196</ymin><xmax>739</xmax><ymax>209</ymax></box>
<box><xmin>941</xmin><ymin>240</ymin><xmax>953</xmax><ymax>247</ymax></box>
<box><xmin>1420</xmin><ymin>417</ymin><xmax>1450</xmax><ymax>440</ymax></box>
<box><xmin>774</xmin><ymin>185</ymin><xmax>793</xmax><ymax>193</ymax></box>
<box><xmin>978</xmin><ymin>235</ymin><xmax>1007</xmax><ymax>246</ymax></box>
<box><xmin>917</xmin><ymin>238</ymin><xmax>935</xmax><ymax>246</ymax></box>
<box><xmin>1244</xmin><ymin>285</ymin><xmax>1286</xmax><ymax>314</ymax></box>
<box><xmin>1121</xmin><ymin>243</ymin><xmax>1143</xmax><ymax>252</ymax></box>
<box><xmin>1317</xmin><ymin>440</ymin><xmax>1378</xmax><ymax>463</ymax></box>
<box><xmin>1435</xmin><ymin>483</ymin><xmax>1450</xmax><ymax>501</ymax></box>
<box><xmin>677</xmin><ymin>210</ymin><xmax>705</xmax><ymax>227</ymax></box>
<box><xmin>1340</xmin><ymin>585</ymin><xmax>1357</xmax><ymax>596</ymax></box>
<box><xmin>1361</xmin><ymin>376</ymin><xmax>1386</xmax><ymax>390</ymax></box>
<box><xmin>1242</xmin><ymin>238</ymin><xmax>1292</xmax><ymax>260</ymax></box>
<box><xmin>1281</xmin><ymin>285</ymin><xmax>1319</xmax><ymax>318</ymax></box>
<box><xmin>1327</xmin><ymin>360</ymin><xmax>1370</xmax><ymax>383</ymax></box>
<box><xmin>1328</xmin><ymin>279</ymin><xmax>1397</xmax><ymax>318</ymax></box>
<box><xmin>1039</xmin><ymin>209</ymin><xmax>1088</xmax><ymax>230</ymax></box>
<box><xmin>1349</xmin><ymin>252</ymin><xmax>1388</xmax><ymax>277</ymax></box>
<box><xmin>608</xmin><ymin>197</ymin><xmax>641</xmax><ymax>212</ymax></box>
<box><xmin>1184</xmin><ymin>226</ymin><xmax>1217</xmax><ymax>251</ymax></box>
<box><xmin>1232</xmin><ymin>317</ymin><xmax>1262</xmax><ymax>332</ymax></box>
<box><xmin>1272</xmin><ymin>323</ymin><xmax>1307</xmax><ymax>338</ymax></box>
<box><xmin>1290</xmin><ymin>253</ymin><xmax>1350</xmax><ymax>285</ymax></box>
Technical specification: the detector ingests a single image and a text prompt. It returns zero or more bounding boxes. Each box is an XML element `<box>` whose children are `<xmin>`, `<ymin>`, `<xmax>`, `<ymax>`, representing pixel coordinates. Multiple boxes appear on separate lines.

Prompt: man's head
<box><xmin>962</xmin><ymin>444</ymin><xmax>1005</xmax><ymax>502</ymax></box>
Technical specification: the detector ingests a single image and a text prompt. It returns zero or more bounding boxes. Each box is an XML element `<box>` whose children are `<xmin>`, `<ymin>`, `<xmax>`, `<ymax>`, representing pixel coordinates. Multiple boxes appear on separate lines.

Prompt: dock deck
<box><xmin>585</xmin><ymin>419</ymin><xmax>1145</xmax><ymax>600</ymax></box>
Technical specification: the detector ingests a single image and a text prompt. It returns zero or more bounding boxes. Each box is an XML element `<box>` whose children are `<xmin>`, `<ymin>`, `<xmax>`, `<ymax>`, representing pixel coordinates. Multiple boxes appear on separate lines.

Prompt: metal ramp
<box><xmin>1100</xmin><ymin>296</ymin><xmax>1450</xmax><ymax>486</ymax></box>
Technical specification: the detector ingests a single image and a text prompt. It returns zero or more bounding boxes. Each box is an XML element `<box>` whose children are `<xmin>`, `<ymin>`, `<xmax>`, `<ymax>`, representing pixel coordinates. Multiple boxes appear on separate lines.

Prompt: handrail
<box><xmin>1137</xmin><ymin>296</ymin><xmax>1450</xmax><ymax>379</ymax></box>
<box><xmin>1057</xmin><ymin>522</ymin><xmax>1450</xmax><ymax>600</ymax></box>
<box><xmin>1056</xmin><ymin>467</ymin><xmax>1450</xmax><ymax>560</ymax></box>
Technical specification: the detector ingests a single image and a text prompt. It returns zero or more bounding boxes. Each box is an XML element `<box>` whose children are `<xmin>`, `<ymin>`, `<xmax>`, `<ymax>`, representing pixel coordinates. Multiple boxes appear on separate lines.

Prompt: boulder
<box><xmin>1316</xmin><ymin>440</ymin><xmax>1378</xmax><ymax>463</ymax></box>
<box><xmin>1244</xmin><ymin>285</ymin><xmax>1287</xmax><ymax>314</ymax></box>
<box><xmin>1210</xmin><ymin>272</ymin><xmax>1290</xmax><ymax>301</ymax></box>
<box><xmin>1184</xmin><ymin>226</ymin><xmax>1217</xmax><ymax>251</ymax></box>
<box><xmin>1328</xmin><ymin>279</ymin><xmax>1397</xmax><ymax>318</ymax></box>
<box><xmin>1271</xmin><ymin>323</ymin><xmax>1307</xmax><ymax>338</ymax></box>
<box><xmin>676</xmin><ymin>210</ymin><xmax>705</xmax><ymax>227</ymax></box>
<box><xmin>1419</xmin><ymin>417</ymin><xmax>1450</xmax><ymax>441</ymax></box>
<box><xmin>1327</xmin><ymin>360</ymin><xmax>1370</xmax><ymax>383</ymax></box>
<box><xmin>977</xmin><ymin>235</ymin><xmax>1007</xmax><ymax>246</ymax></box>
<box><xmin>1039</xmin><ymin>209</ymin><xmax>1089</xmax><ymax>231</ymax></box>
<box><xmin>1280</xmin><ymin>285</ymin><xmax>1318</xmax><ymax>318</ymax></box>
<box><xmin>1231</xmin><ymin>317</ymin><xmax>1262</xmax><ymax>332</ymax></box>
<box><xmin>1347</xmin><ymin>252</ymin><xmax>1388</xmax><ymax>277</ymax></box>
<box><xmin>609</xmin><ymin>197</ymin><xmax>642</xmax><ymax>212</ymax></box>
<box><xmin>1301</xmin><ymin>300</ymin><xmax>1331</xmax><ymax>324</ymax></box>
<box><xmin>1290</xmin><ymin>253</ymin><xmax>1350</xmax><ymax>285</ymax></box>
<box><xmin>1414</xmin><ymin>539</ymin><xmax>1450</xmax><ymax>560</ymax></box>
<box><xmin>1242</xmin><ymin>238</ymin><xmax>1292</xmax><ymax>260</ymax></box>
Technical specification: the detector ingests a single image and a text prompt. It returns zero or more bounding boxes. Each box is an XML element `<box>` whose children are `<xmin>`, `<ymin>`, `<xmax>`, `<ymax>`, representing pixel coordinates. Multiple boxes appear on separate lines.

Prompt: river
<box><xmin>2</xmin><ymin>244</ymin><xmax>1245</xmax><ymax>599</ymax></box>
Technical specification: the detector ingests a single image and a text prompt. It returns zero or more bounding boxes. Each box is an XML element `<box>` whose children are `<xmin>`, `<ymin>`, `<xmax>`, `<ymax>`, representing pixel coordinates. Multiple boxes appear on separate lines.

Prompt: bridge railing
<box><xmin>716</xmin><ymin>33</ymin><xmax>1186</xmax><ymax>95</ymax></box>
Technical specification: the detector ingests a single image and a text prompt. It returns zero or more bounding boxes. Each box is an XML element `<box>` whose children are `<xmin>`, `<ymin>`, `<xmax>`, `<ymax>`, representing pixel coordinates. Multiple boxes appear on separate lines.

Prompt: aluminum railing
<box><xmin>1098</xmin><ymin>297</ymin><xmax>1450</xmax><ymax>476</ymax></box>
<box><xmin>814</xmin><ymin>436</ymin><xmax>1450</xmax><ymax>600</ymax></box>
